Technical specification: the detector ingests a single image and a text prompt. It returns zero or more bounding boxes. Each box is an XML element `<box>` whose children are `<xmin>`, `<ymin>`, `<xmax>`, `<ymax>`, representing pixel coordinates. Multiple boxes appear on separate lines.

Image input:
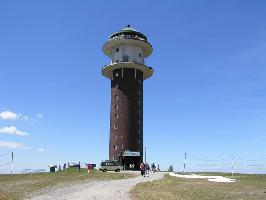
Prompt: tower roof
<box><xmin>109</xmin><ymin>25</ymin><xmax>148</xmax><ymax>41</ymax></box>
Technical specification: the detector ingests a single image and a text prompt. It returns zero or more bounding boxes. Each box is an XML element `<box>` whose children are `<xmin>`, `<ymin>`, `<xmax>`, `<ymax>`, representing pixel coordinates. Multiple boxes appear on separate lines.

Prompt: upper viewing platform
<box><xmin>103</xmin><ymin>25</ymin><xmax>153</xmax><ymax>58</ymax></box>
<box><xmin>109</xmin><ymin>25</ymin><xmax>148</xmax><ymax>42</ymax></box>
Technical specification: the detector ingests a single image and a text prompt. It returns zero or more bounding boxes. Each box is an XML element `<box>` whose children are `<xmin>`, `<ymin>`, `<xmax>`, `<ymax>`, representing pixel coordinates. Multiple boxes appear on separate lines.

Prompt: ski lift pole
<box><xmin>11</xmin><ymin>152</ymin><xmax>14</xmax><ymax>175</ymax></box>
<box><xmin>231</xmin><ymin>154</ymin><xmax>234</xmax><ymax>176</ymax></box>
<box><xmin>183</xmin><ymin>152</ymin><xmax>187</xmax><ymax>174</ymax></box>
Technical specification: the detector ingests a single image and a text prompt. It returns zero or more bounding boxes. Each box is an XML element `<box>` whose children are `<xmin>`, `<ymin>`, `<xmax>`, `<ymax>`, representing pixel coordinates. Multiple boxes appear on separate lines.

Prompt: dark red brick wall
<box><xmin>109</xmin><ymin>68</ymin><xmax>143</xmax><ymax>164</ymax></box>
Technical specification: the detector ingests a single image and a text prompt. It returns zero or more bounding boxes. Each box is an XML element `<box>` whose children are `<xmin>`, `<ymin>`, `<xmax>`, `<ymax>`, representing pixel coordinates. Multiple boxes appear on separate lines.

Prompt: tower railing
<box><xmin>109</xmin><ymin>35</ymin><xmax>146</xmax><ymax>42</ymax></box>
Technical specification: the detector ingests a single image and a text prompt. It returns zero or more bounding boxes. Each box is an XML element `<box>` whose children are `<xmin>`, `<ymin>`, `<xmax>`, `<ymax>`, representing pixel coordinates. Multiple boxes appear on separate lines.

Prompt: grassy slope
<box><xmin>0</xmin><ymin>168</ymin><xmax>134</xmax><ymax>200</ymax></box>
<box><xmin>131</xmin><ymin>173</ymin><xmax>266</xmax><ymax>200</ymax></box>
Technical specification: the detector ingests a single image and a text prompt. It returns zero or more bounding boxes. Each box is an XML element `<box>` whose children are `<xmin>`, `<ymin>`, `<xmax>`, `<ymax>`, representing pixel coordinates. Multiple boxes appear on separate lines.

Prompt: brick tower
<box><xmin>102</xmin><ymin>25</ymin><xmax>153</xmax><ymax>169</ymax></box>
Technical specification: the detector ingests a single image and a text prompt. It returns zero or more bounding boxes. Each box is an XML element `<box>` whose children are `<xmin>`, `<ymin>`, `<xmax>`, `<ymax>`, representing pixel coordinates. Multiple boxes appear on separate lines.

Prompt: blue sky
<box><xmin>0</xmin><ymin>0</ymin><xmax>266</xmax><ymax>174</ymax></box>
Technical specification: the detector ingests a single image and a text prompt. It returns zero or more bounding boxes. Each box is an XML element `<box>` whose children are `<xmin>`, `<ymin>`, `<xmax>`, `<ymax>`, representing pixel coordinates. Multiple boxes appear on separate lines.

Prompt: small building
<box><xmin>49</xmin><ymin>165</ymin><xmax>57</xmax><ymax>172</ymax></box>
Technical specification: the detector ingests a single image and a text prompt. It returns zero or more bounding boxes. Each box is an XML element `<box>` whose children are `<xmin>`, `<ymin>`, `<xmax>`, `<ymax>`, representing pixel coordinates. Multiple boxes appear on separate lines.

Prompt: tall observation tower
<box><xmin>102</xmin><ymin>25</ymin><xmax>153</xmax><ymax>169</ymax></box>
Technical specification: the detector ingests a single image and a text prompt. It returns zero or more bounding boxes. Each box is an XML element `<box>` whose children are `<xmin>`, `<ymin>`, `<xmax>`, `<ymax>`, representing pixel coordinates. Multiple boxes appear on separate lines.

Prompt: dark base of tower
<box><xmin>118</xmin><ymin>156</ymin><xmax>142</xmax><ymax>170</ymax></box>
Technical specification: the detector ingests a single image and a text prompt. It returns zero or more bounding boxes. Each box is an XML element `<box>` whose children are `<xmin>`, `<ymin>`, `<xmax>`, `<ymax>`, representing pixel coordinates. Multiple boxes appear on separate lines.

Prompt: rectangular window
<box><xmin>115</xmin><ymin>104</ymin><xmax>118</xmax><ymax>110</ymax></box>
<box><xmin>115</xmin><ymin>59</ymin><xmax>119</xmax><ymax>63</ymax></box>
<box><xmin>114</xmin><ymin>113</ymin><xmax>118</xmax><ymax>119</ymax></box>
<box><xmin>115</xmin><ymin>95</ymin><xmax>119</xmax><ymax>100</ymax></box>
<box><xmin>123</xmin><ymin>55</ymin><xmax>129</xmax><ymax>62</ymax></box>
<box><xmin>114</xmin><ymin>123</ymin><xmax>118</xmax><ymax>129</ymax></box>
<box><xmin>116</xmin><ymin>48</ymin><xmax>119</xmax><ymax>52</ymax></box>
<box><xmin>114</xmin><ymin>145</ymin><xmax>117</xmax><ymax>150</ymax></box>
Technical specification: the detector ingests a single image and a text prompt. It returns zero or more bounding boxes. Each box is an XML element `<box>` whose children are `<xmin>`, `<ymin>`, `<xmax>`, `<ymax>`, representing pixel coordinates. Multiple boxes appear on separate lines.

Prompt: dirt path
<box><xmin>27</xmin><ymin>172</ymin><xmax>165</xmax><ymax>200</ymax></box>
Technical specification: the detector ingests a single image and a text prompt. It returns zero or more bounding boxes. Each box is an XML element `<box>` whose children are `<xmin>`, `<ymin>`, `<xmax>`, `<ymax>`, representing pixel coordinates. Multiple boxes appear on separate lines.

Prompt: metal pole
<box><xmin>11</xmin><ymin>152</ymin><xmax>14</xmax><ymax>175</ymax></box>
<box><xmin>231</xmin><ymin>154</ymin><xmax>234</xmax><ymax>176</ymax></box>
<box><xmin>183</xmin><ymin>152</ymin><xmax>187</xmax><ymax>174</ymax></box>
<box><xmin>144</xmin><ymin>146</ymin><xmax>146</xmax><ymax>163</ymax></box>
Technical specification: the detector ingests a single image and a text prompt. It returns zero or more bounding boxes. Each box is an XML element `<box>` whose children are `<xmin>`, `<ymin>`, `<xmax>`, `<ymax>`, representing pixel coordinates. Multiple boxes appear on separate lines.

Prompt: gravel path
<box><xmin>27</xmin><ymin>172</ymin><xmax>165</xmax><ymax>200</ymax></box>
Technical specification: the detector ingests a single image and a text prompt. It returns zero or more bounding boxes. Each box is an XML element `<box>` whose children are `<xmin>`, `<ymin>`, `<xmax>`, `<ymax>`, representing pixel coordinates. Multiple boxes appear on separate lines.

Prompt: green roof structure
<box><xmin>109</xmin><ymin>25</ymin><xmax>147</xmax><ymax>41</ymax></box>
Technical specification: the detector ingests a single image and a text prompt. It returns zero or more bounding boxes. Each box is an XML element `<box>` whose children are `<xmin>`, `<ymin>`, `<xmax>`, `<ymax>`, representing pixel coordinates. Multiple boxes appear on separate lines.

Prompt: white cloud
<box><xmin>0</xmin><ymin>110</ymin><xmax>43</xmax><ymax>121</ymax></box>
<box><xmin>0</xmin><ymin>126</ymin><xmax>28</xmax><ymax>136</ymax></box>
<box><xmin>24</xmin><ymin>115</ymin><xmax>29</xmax><ymax>120</ymax></box>
<box><xmin>0</xmin><ymin>111</ymin><xmax>19</xmax><ymax>120</ymax></box>
<box><xmin>38</xmin><ymin>148</ymin><xmax>45</xmax><ymax>152</ymax></box>
<box><xmin>36</xmin><ymin>113</ymin><xmax>44</xmax><ymax>119</ymax></box>
<box><xmin>19</xmin><ymin>113</ymin><xmax>29</xmax><ymax>120</ymax></box>
<box><xmin>0</xmin><ymin>141</ymin><xmax>26</xmax><ymax>149</ymax></box>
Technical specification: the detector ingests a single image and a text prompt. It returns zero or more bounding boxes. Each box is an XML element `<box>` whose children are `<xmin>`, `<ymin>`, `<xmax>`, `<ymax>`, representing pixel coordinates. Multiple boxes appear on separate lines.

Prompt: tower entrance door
<box><xmin>121</xmin><ymin>151</ymin><xmax>141</xmax><ymax>170</ymax></box>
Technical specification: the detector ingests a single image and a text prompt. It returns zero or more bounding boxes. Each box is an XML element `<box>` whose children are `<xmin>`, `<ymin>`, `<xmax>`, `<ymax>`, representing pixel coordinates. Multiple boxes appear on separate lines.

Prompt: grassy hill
<box><xmin>131</xmin><ymin>172</ymin><xmax>266</xmax><ymax>200</ymax></box>
<box><xmin>0</xmin><ymin>168</ymin><xmax>133</xmax><ymax>200</ymax></box>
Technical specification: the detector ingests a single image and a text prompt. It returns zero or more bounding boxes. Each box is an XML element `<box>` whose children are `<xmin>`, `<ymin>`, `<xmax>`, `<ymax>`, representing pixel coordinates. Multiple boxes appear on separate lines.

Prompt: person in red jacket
<box><xmin>140</xmin><ymin>162</ymin><xmax>145</xmax><ymax>177</ymax></box>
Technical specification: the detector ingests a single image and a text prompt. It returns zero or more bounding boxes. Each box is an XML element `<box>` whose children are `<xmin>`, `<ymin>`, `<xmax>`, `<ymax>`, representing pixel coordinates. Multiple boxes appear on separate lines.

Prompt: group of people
<box><xmin>139</xmin><ymin>162</ymin><xmax>157</xmax><ymax>177</ymax></box>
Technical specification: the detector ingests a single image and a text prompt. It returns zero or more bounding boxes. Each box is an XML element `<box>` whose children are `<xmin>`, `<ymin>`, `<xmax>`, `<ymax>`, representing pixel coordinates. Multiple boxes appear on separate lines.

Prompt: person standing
<box><xmin>151</xmin><ymin>163</ymin><xmax>156</xmax><ymax>173</ymax></box>
<box><xmin>140</xmin><ymin>162</ymin><xmax>145</xmax><ymax>177</ymax></box>
<box><xmin>145</xmin><ymin>163</ymin><xmax>150</xmax><ymax>177</ymax></box>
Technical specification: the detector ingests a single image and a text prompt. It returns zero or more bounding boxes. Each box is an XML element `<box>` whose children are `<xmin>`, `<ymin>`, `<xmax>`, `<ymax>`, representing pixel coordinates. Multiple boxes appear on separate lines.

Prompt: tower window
<box><xmin>116</xmin><ymin>48</ymin><xmax>119</xmax><ymax>52</ymax></box>
<box><xmin>114</xmin><ymin>145</ymin><xmax>117</xmax><ymax>150</ymax></box>
<box><xmin>123</xmin><ymin>55</ymin><xmax>129</xmax><ymax>62</ymax></box>
<box><xmin>115</xmin><ymin>84</ymin><xmax>118</xmax><ymax>89</ymax></box>
<box><xmin>114</xmin><ymin>134</ymin><xmax>118</xmax><ymax>140</ymax></box>
<box><xmin>114</xmin><ymin>113</ymin><xmax>118</xmax><ymax>119</ymax></box>
<box><xmin>114</xmin><ymin>123</ymin><xmax>118</xmax><ymax>129</ymax></box>
<box><xmin>139</xmin><ymin>53</ymin><xmax>142</xmax><ymax>58</ymax></box>
<box><xmin>115</xmin><ymin>104</ymin><xmax>118</xmax><ymax>110</ymax></box>
<box><xmin>115</xmin><ymin>95</ymin><xmax>119</xmax><ymax>100</ymax></box>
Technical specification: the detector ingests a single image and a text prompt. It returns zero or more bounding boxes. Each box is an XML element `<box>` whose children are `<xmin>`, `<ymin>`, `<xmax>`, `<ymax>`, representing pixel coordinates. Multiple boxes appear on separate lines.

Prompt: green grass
<box><xmin>0</xmin><ymin>168</ymin><xmax>134</xmax><ymax>200</ymax></box>
<box><xmin>131</xmin><ymin>172</ymin><xmax>266</xmax><ymax>200</ymax></box>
